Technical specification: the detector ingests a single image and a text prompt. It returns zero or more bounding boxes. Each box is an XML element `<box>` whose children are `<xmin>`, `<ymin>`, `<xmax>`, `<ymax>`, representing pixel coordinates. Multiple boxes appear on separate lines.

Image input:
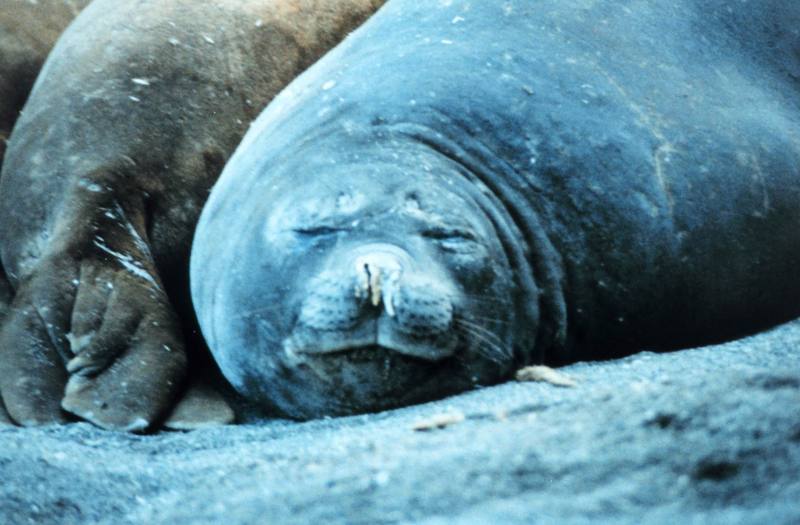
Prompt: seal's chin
<box><xmin>274</xmin><ymin>343</ymin><xmax>463</xmax><ymax>419</ymax></box>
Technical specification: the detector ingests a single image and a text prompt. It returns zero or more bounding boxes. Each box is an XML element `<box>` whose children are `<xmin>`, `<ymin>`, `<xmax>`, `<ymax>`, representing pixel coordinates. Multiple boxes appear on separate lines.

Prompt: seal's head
<box><xmin>194</xmin><ymin>150</ymin><xmax>535</xmax><ymax>419</ymax></box>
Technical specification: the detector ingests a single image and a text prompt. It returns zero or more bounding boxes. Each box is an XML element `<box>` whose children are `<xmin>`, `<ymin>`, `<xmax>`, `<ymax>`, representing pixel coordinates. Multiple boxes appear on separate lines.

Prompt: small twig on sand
<box><xmin>515</xmin><ymin>365</ymin><xmax>577</xmax><ymax>387</ymax></box>
<box><xmin>412</xmin><ymin>411</ymin><xmax>466</xmax><ymax>431</ymax></box>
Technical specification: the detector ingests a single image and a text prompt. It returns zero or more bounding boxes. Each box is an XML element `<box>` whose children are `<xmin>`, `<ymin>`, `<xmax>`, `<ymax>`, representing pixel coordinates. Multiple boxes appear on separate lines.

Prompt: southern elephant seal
<box><xmin>192</xmin><ymin>0</ymin><xmax>800</xmax><ymax>418</ymax></box>
<box><xmin>0</xmin><ymin>0</ymin><xmax>384</xmax><ymax>430</ymax></box>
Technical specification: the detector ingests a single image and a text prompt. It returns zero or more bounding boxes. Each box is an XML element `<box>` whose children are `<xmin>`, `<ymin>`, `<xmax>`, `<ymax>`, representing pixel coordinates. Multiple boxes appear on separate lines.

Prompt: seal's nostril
<box><xmin>353</xmin><ymin>248</ymin><xmax>406</xmax><ymax>313</ymax></box>
<box><xmin>368</xmin><ymin>263</ymin><xmax>382</xmax><ymax>307</ymax></box>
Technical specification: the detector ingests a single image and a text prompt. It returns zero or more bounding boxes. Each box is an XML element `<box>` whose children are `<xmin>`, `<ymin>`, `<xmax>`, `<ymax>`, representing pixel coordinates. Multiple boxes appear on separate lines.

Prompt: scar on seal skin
<box><xmin>0</xmin><ymin>0</ymin><xmax>384</xmax><ymax>431</ymax></box>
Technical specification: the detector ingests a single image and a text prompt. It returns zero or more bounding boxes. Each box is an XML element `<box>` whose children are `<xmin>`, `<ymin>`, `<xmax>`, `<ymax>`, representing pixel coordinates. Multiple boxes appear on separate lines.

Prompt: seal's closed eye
<box><xmin>292</xmin><ymin>225</ymin><xmax>347</xmax><ymax>237</ymax></box>
<box><xmin>421</xmin><ymin>226</ymin><xmax>477</xmax><ymax>241</ymax></box>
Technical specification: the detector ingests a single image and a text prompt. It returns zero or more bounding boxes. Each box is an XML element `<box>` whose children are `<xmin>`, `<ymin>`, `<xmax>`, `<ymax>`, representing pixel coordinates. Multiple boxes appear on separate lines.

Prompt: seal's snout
<box><xmin>348</xmin><ymin>246</ymin><xmax>455</xmax><ymax>341</ymax></box>
<box><xmin>287</xmin><ymin>243</ymin><xmax>457</xmax><ymax>362</ymax></box>
<box><xmin>353</xmin><ymin>249</ymin><xmax>404</xmax><ymax>316</ymax></box>
<box><xmin>390</xmin><ymin>285</ymin><xmax>453</xmax><ymax>336</ymax></box>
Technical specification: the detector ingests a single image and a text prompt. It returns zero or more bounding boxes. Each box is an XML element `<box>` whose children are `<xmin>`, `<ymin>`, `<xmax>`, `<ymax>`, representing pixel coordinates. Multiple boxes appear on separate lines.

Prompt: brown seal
<box><xmin>0</xmin><ymin>0</ymin><xmax>384</xmax><ymax>431</ymax></box>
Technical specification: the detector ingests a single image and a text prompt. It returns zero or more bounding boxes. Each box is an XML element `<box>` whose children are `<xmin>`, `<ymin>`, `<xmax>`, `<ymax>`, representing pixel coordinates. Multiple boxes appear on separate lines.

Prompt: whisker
<box><xmin>454</xmin><ymin>320</ymin><xmax>512</xmax><ymax>363</ymax></box>
<box><xmin>458</xmin><ymin>293</ymin><xmax>514</xmax><ymax>306</ymax></box>
<box><xmin>459</xmin><ymin>312</ymin><xmax>512</xmax><ymax>326</ymax></box>
<box><xmin>456</xmin><ymin>327</ymin><xmax>508</xmax><ymax>364</ymax></box>
<box><xmin>456</xmin><ymin>318</ymin><xmax>508</xmax><ymax>340</ymax></box>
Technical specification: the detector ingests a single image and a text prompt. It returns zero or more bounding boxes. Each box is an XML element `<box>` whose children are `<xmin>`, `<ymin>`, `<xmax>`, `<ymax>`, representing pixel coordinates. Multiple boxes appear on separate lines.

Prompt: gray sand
<box><xmin>2</xmin><ymin>321</ymin><xmax>799</xmax><ymax>524</ymax></box>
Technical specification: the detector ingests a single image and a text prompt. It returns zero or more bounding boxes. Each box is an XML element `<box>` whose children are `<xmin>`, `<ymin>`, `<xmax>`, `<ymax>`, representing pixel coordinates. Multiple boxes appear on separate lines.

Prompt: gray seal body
<box><xmin>192</xmin><ymin>0</ymin><xmax>800</xmax><ymax>418</ymax></box>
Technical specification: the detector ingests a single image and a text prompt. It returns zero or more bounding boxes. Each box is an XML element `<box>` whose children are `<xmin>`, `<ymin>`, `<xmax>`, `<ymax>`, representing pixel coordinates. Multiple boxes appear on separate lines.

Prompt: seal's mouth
<box><xmin>285</xmin><ymin>341</ymin><xmax>455</xmax><ymax>363</ymax></box>
<box><xmin>299</xmin><ymin>344</ymin><xmax>415</xmax><ymax>363</ymax></box>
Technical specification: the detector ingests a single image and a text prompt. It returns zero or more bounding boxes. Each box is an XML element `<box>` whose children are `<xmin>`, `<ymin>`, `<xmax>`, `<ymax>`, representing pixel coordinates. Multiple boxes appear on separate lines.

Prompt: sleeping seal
<box><xmin>0</xmin><ymin>0</ymin><xmax>384</xmax><ymax>430</ymax></box>
<box><xmin>192</xmin><ymin>0</ymin><xmax>800</xmax><ymax>418</ymax></box>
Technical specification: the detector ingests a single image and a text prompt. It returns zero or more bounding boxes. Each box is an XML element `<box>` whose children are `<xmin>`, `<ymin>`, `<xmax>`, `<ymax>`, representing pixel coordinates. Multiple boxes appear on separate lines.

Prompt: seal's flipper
<box><xmin>56</xmin><ymin>247</ymin><xmax>188</xmax><ymax>431</ymax></box>
<box><xmin>0</xmin><ymin>189</ymin><xmax>188</xmax><ymax>431</ymax></box>
<box><xmin>163</xmin><ymin>380</ymin><xmax>235</xmax><ymax>431</ymax></box>
<box><xmin>61</xmin><ymin>323</ymin><xmax>186</xmax><ymax>433</ymax></box>
<box><xmin>163</xmin><ymin>345</ymin><xmax>236</xmax><ymax>430</ymax></box>
<box><xmin>60</xmin><ymin>295</ymin><xmax>188</xmax><ymax>432</ymax></box>
<box><xmin>0</xmin><ymin>287</ymin><xmax>70</xmax><ymax>426</ymax></box>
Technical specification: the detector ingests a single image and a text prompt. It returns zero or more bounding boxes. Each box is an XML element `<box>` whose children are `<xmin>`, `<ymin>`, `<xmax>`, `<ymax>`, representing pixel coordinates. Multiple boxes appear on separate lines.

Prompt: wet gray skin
<box><xmin>193</xmin><ymin>0</ymin><xmax>800</xmax><ymax>419</ymax></box>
